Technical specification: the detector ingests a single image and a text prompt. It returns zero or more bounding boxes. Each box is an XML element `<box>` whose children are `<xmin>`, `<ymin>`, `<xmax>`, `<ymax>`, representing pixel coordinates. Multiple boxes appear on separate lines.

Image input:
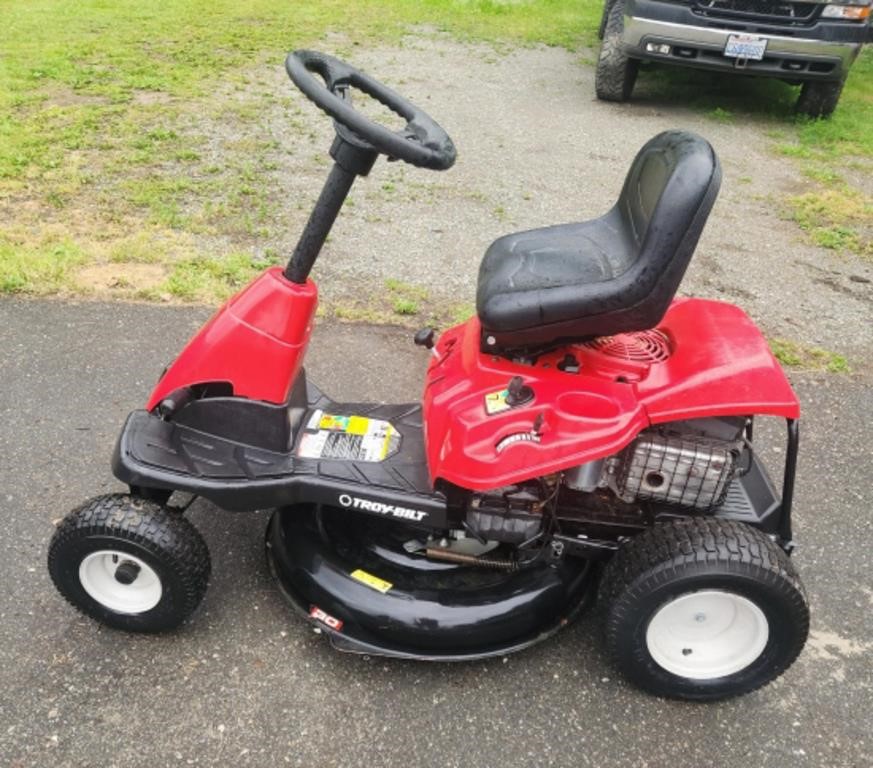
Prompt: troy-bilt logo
<box><xmin>309</xmin><ymin>605</ymin><xmax>343</xmax><ymax>631</ymax></box>
<box><xmin>337</xmin><ymin>493</ymin><xmax>428</xmax><ymax>522</ymax></box>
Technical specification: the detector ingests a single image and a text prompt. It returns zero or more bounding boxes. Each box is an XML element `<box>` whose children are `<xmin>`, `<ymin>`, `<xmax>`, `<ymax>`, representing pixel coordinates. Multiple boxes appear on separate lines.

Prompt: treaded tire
<box><xmin>597</xmin><ymin>0</ymin><xmax>612</xmax><ymax>40</ymax></box>
<box><xmin>795</xmin><ymin>79</ymin><xmax>844</xmax><ymax>118</ymax></box>
<box><xmin>600</xmin><ymin>518</ymin><xmax>809</xmax><ymax>701</ymax></box>
<box><xmin>48</xmin><ymin>494</ymin><xmax>210</xmax><ymax>632</ymax></box>
<box><xmin>595</xmin><ymin>0</ymin><xmax>639</xmax><ymax>102</ymax></box>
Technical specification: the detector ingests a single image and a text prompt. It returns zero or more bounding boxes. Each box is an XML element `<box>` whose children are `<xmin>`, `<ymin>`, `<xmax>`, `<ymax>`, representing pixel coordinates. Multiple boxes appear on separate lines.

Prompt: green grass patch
<box><xmin>158</xmin><ymin>252</ymin><xmax>264</xmax><ymax>301</ymax></box>
<box><xmin>386</xmin><ymin>277</ymin><xmax>428</xmax><ymax>316</ymax></box>
<box><xmin>0</xmin><ymin>0</ymin><xmax>593</xmax><ymax>121</ymax></box>
<box><xmin>324</xmin><ymin>284</ymin><xmax>471</xmax><ymax>327</ymax></box>
<box><xmin>123</xmin><ymin>175</ymin><xmax>199</xmax><ymax>229</ymax></box>
<box><xmin>331</xmin><ymin>303</ymin><xmax>397</xmax><ymax>324</ymax></box>
<box><xmin>449</xmin><ymin>302</ymin><xmax>476</xmax><ymax>323</ymax></box>
<box><xmin>0</xmin><ymin>234</ymin><xmax>87</xmax><ymax>294</ymax></box>
<box><xmin>0</xmin><ymin>0</ymin><xmax>598</xmax><ymax>257</ymax></box>
<box><xmin>392</xmin><ymin>297</ymin><xmax>420</xmax><ymax>315</ymax></box>
<box><xmin>108</xmin><ymin>232</ymin><xmax>172</xmax><ymax>264</ymax></box>
<box><xmin>793</xmin><ymin>53</ymin><xmax>873</xmax><ymax>162</ymax></box>
<box><xmin>1</xmin><ymin>0</ymin><xmax>870</xmax><ymax>308</ymax></box>
<box><xmin>707</xmin><ymin>107</ymin><xmax>734</xmax><ymax>124</ymax></box>
<box><xmin>778</xmin><ymin>49</ymin><xmax>873</xmax><ymax>255</ymax></box>
<box><xmin>770</xmin><ymin>337</ymin><xmax>851</xmax><ymax>374</ymax></box>
<box><xmin>789</xmin><ymin>188</ymin><xmax>872</xmax><ymax>257</ymax></box>
<box><xmin>386</xmin><ymin>278</ymin><xmax>428</xmax><ymax>298</ymax></box>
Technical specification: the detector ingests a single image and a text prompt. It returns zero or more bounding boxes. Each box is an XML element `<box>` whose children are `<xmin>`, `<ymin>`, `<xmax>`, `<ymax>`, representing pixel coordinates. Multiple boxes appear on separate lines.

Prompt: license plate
<box><xmin>724</xmin><ymin>34</ymin><xmax>767</xmax><ymax>61</ymax></box>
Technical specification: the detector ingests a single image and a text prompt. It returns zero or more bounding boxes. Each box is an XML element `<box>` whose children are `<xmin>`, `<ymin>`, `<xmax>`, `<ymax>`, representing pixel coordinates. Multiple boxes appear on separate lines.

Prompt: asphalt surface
<box><xmin>1</xmin><ymin>298</ymin><xmax>871</xmax><ymax>768</ymax></box>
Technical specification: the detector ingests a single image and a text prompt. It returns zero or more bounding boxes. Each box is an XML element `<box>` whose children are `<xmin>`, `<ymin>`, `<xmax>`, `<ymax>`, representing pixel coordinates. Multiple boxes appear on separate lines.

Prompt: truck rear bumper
<box><xmin>623</xmin><ymin>2</ymin><xmax>865</xmax><ymax>81</ymax></box>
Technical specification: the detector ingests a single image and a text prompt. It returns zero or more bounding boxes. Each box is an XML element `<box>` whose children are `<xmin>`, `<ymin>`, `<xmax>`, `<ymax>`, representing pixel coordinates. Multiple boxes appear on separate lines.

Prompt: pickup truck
<box><xmin>595</xmin><ymin>0</ymin><xmax>871</xmax><ymax>116</ymax></box>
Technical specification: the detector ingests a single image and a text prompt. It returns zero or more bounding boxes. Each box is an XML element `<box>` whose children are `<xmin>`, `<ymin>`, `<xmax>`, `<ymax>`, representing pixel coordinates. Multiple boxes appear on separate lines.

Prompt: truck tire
<box><xmin>600</xmin><ymin>518</ymin><xmax>809</xmax><ymax>700</ymax></box>
<box><xmin>595</xmin><ymin>0</ymin><xmax>639</xmax><ymax>102</ymax></box>
<box><xmin>795</xmin><ymin>79</ymin><xmax>844</xmax><ymax>118</ymax></box>
<box><xmin>597</xmin><ymin>0</ymin><xmax>612</xmax><ymax>40</ymax></box>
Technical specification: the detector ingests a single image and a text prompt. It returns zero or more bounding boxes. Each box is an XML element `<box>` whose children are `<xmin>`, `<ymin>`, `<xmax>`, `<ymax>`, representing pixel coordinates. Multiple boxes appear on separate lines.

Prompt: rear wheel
<box><xmin>600</xmin><ymin>518</ymin><xmax>809</xmax><ymax>700</ymax></box>
<box><xmin>48</xmin><ymin>494</ymin><xmax>210</xmax><ymax>632</ymax></box>
<box><xmin>595</xmin><ymin>0</ymin><xmax>639</xmax><ymax>102</ymax></box>
<box><xmin>795</xmin><ymin>79</ymin><xmax>844</xmax><ymax>118</ymax></box>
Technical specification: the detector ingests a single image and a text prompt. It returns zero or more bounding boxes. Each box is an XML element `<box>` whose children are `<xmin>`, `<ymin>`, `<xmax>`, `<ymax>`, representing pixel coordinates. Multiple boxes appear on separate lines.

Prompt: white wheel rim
<box><xmin>79</xmin><ymin>550</ymin><xmax>163</xmax><ymax>614</ymax></box>
<box><xmin>645</xmin><ymin>590</ymin><xmax>769</xmax><ymax>680</ymax></box>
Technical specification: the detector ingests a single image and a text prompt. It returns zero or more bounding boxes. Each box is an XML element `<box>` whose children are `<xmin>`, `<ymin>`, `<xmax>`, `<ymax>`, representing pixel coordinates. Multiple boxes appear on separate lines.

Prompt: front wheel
<box><xmin>597</xmin><ymin>0</ymin><xmax>613</xmax><ymax>40</ymax></box>
<box><xmin>595</xmin><ymin>0</ymin><xmax>639</xmax><ymax>102</ymax></box>
<box><xmin>600</xmin><ymin>518</ymin><xmax>809</xmax><ymax>700</ymax></box>
<box><xmin>48</xmin><ymin>494</ymin><xmax>211</xmax><ymax>632</ymax></box>
<box><xmin>795</xmin><ymin>79</ymin><xmax>845</xmax><ymax>118</ymax></box>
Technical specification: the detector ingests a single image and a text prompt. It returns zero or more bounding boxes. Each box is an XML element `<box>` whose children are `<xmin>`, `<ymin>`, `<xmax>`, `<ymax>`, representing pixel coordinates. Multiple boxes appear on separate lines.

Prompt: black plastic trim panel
<box><xmin>112</xmin><ymin>380</ymin><xmax>448</xmax><ymax>525</ymax></box>
<box><xmin>651</xmin><ymin>447</ymin><xmax>784</xmax><ymax>534</ymax></box>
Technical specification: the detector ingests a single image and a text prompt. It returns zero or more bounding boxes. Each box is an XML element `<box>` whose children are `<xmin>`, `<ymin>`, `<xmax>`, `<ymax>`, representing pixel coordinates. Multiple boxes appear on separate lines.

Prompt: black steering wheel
<box><xmin>285</xmin><ymin>50</ymin><xmax>456</xmax><ymax>172</ymax></box>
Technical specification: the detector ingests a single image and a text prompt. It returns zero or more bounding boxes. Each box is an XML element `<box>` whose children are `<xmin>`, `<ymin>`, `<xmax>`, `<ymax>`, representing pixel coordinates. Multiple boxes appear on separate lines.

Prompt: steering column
<box><xmin>282</xmin><ymin>50</ymin><xmax>456</xmax><ymax>284</ymax></box>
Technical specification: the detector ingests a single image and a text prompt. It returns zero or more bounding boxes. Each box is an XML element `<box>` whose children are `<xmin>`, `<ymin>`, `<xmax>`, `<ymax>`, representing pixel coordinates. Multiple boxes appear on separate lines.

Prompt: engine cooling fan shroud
<box><xmin>581</xmin><ymin>329</ymin><xmax>673</xmax><ymax>363</ymax></box>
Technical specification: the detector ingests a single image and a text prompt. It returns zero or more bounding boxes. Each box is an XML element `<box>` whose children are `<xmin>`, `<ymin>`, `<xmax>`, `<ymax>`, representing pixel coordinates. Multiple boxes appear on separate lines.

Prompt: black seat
<box><xmin>476</xmin><ymin>131</ymin><xmax>722</xmax><ymax>354</ymax></box>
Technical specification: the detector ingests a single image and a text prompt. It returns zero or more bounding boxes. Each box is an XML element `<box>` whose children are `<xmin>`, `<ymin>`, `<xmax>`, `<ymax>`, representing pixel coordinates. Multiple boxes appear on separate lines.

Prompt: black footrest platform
<box><xmin>112</xmin><ymin>382</ymin><xmax>447</xmax><ymax>525</ymax></box>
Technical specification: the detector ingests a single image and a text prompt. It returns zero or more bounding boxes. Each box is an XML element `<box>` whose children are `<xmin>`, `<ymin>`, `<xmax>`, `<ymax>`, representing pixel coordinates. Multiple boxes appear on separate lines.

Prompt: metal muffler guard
<box><xmin>266</xmin><ymin>506</ymin><xmax>596</xmax><ymax>661</ymax></box>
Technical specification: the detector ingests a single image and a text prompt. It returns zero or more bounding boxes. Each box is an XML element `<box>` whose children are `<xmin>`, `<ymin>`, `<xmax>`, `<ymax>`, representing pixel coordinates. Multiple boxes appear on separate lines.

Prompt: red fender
<box><xmin>146</xmin><ymin>268</ymin><xmax>317</xmax><ymax>410</ymax></box>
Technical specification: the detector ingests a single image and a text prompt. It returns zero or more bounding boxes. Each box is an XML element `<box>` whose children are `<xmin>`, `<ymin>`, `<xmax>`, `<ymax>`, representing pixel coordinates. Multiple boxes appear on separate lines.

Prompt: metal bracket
<box><xmin>552</xmin><ymin>533</ymin><xmax>619</xmax><ymax>561</ymax></box>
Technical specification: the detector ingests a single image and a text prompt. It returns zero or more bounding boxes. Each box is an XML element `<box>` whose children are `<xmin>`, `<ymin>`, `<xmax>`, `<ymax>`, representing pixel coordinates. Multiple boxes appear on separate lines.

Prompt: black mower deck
<box><xmin>266</xmin><ymin>505</ymin><xmax>597</xmax><ymax>660</ymax></box>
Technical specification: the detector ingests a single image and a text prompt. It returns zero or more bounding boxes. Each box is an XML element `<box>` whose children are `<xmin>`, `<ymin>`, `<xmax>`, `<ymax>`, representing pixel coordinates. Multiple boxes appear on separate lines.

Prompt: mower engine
<box><xmin>461</xmin><ymin>417</ymin><xmax>747</xmax><ymax>550</ymax></box>
<box><xmin>467</xmin><ymin>483</ymin><xmax>545</xmax><ymax>544</ymax></box>
<box><xmin>573</xmin><ymin>417</ymin><xmax>747</xmax><ymax>511</ymax></box>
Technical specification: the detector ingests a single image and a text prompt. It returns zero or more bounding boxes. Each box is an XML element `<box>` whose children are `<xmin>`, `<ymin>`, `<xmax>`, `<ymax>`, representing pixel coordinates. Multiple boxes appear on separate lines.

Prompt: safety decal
<box><xmin>297</xmin><ymin>410</ymin><xmax>400</xmax><ymax>462</ymax></box>
<box><xmin>350</xmin><ymin>569</ymin><xmax>393</xmax><ymax>594</ymax></box>
<box><xmin>485</xmin><ymin>388</ymin><xmax>511</xmax><ymax>415</ymax></box>
<box><xmin>309</xmin><ymin>605</ymin><xmax>344</xmax><ymax>631</ymax></box>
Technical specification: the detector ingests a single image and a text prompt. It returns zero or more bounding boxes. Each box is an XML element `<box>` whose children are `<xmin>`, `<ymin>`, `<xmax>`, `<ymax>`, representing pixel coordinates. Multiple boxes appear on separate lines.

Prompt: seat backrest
<box><xmin>612</xmin><ymin>130</ymin><xmax>721</xmax><ymax>317</ymax></box>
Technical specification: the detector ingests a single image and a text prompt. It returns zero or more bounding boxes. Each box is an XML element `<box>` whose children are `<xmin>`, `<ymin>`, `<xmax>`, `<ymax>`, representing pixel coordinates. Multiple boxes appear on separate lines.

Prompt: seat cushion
<box><xmin>476</xmin><ymin>131</ymin><xmax>721</xmax><ymax>353</ymax></box>
<box><xmin>476</xmin><ymin>207</ymin><xmax>635</xmax><ymax>331</ymax></box>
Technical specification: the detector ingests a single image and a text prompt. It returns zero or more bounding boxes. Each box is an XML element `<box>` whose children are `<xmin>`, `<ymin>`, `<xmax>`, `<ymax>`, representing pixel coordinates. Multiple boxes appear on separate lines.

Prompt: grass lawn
<box><xmin>638</xmin><ymin>48</ymin><xmax>872</xmax><ymax>260</ymax></box>
<box><xmin>0</xmin><ymin>0</ymin><xmax>870</xmax><ymax>309</ymax></box>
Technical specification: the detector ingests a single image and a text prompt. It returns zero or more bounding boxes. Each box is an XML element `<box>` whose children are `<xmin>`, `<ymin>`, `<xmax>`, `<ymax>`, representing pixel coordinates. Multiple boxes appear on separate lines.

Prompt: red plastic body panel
<box><xmin>146</xmin><ymin>267</ymin><xmax>317</xmax><ymax>410</ymax></box>
<box><xmin>422</xmin><ymin>298</ymin><xmax>800</xmax><ymax>491</ymax></box>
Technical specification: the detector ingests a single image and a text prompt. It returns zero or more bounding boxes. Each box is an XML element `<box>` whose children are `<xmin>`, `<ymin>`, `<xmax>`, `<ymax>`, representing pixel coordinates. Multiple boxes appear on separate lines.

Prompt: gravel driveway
<box><xmin>254</xmin><ymin>36</ymin><xmax>871</xmax><ymax>364</ymax></box>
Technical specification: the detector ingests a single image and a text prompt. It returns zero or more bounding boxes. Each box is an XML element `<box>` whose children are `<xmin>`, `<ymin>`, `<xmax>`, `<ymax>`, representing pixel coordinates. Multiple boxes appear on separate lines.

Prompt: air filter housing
<box><xmin>610</xmin><ymin>418</ymin><xmax>746</xmax><ymax>510</ymax></box>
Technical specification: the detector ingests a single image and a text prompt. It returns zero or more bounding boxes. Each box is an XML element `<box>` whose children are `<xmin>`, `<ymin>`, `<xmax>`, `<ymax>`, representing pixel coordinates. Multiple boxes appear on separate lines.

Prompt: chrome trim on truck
<box><xmin>623</xmin><ymin>14</ymin><xmax>862</xmax><ymax>78</ymax></box>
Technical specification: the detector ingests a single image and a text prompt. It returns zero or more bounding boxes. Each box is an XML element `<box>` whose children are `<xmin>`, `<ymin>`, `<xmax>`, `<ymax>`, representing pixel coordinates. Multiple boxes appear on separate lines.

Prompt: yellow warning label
<box><xmin>350</xmin><ymin>569</ymin><xmax>393</xmax><ymax>594</ymax></box>
<box><xmin>318</xmin><ymin>414</ymin><xmax>374</xmax><ymax>436</ymax></box>
<box><xmin>301</xmin><ymin>411</ymin><xmax>399</xmax><ymax>462</ymax></box>
<box><xmin>381</xmin><ymin>424</ymin><xmax>395</xmax><ymax>460</ymax></box>
<box><xmin>485</xmin><ymin>388</ymin><xmax>511</xmax><ymax>415</ymax></box>
<box><xmin>347</xmin><ymin>416</ymin><xmax>370</xmax><ymax>435</ymax></box>
<box><xmin>319</xmin><ymin>414</ymin><xmax>351</xmax><ymax>431</ymax></box>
